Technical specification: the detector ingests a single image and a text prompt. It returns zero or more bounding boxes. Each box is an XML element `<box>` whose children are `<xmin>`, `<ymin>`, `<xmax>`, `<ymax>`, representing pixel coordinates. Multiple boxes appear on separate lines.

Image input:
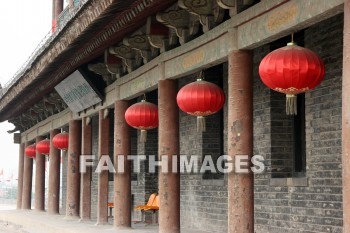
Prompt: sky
<box><xmin>0</xmin><ymin>0</ymin><xmax>53</xmax><ymax>179</ymax></box>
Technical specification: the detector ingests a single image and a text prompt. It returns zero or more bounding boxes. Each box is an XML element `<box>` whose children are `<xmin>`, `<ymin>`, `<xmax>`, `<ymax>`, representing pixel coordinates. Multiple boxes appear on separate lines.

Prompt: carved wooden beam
<box><xmin>7</xmin><ymin>118</ymin><xmax>23</xmax><ymax>133</ymax></box>
<box><xmin>88</xmin><ymin>63</ymin><xmax>116</xmax><ymax>85</ymax></box>
<box><xmin>21</xmin><ymin>112</ymin><xmax>39</xmax><ymax>126</ymax></box>
<box><xmin>178</xmin><ymin>0</ymin><xmax>225</xmax><ymax>32</ymax></box>
<box><xmin>146</xmin><ymin>16</ymin><xmax>178</xmax><ymax>53</ymax></box>
<box><xmin>29</xmin><ymin>108</ymin><xmax>45</xmax><ymax>122</ymax></box>
<box><xmin>44</xmin><ymin>92</ymin><xmax>67</xmax><ymax>112</ymax></box>
<box><xmin>7</xmin><ymin>126</ymin><xmax>21</xmax><ymax>134</ymax></box>
<box><xmin>216</xmin><ymin>0</ymin><xmax>237</xmax><ymax>16</ymax></box>
<box><xmin>7</xmin><ymin>90</ymin><xmax>68</xmax><ymax>133</ymax></box>
<box><xmin>156</xmin><ymin>9</ymin><xmax>200</xmax><ymax>45</ymax></box>
<box><xmin>123</xmin><ymin>34</ymin><xmax>159</xmax><ymax>63</ymax></box>
<box><xmin>109</xmin><ymin>45</ymin><xmax>143</xmax><ymax>73</ymax></box>
<box><xmin>243</xmin><ymin>0</ymin><xmax>255</xmax><ymax>5</ymax></box>
<box><xmin>105</xmin><ymin>52</ymin><xmax>125</xmax><ymax>79</ymax></box>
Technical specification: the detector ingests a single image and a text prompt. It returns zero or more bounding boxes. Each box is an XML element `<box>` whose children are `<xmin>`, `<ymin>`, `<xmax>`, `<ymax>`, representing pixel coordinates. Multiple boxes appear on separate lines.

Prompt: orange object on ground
<box><xmin>134</xmin><ymin>193</ymin><xmax>157</xmax><ymax>210</ymax></box>
<box><xmin>144</xmin><ymin>195</ymin><xmax>159</xmax><ymax>211</ymax></box>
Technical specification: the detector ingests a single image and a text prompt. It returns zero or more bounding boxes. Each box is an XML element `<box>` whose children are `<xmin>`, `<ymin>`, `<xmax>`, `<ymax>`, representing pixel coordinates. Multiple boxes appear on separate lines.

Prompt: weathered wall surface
<box><xmin>179</xmin><ymin>66</ymin><xmax>228</xmax><ymax>233</ymax></box>
<box><xmin>254</xmin><ymin>14</ymin><xmax>343</xmax><ymax>233</ymax></box>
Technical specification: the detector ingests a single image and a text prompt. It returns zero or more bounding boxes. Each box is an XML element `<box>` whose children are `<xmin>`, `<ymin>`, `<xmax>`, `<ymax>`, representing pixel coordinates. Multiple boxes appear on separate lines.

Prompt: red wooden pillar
<box><xmin>228</xmin><ymin>50</ymin><xmax>254</xmax><ymax>233</ymax></box>
<box><xmin>80</xmin><ymin>117</ymin><xmax>92</xmax><ymax>221</ymax></box>
<box><xmin>52</xmin><ymin>0</ymin><xmax>63</xmax><ymax>32</ymax></box>
<box><xmin>48</xmin><ymin>129</ymin><xmax>61</xmax><ymax>214</ymax></box>
<box><xmin>54</xmin><ymin>0</ymin><xmax>64</xmax><ymax>16</ymax></box>
<box><xmin>343</xmin><ymin>0</ymin><xmax>350</xmax><ymax>232</ymax></box>
<box><xmin>66</xmin><ymin>120</ymin><xmax>82</xmax><ymax>217</ymax></box>
<box><xmin>16</xmin><ymin>143</ymin><xmax>25</xmax><ymax>209</ymax></box>
<box><xmin>158</xmin><ymin>80</ymin><xmax>180</xmax><ymax>233</ymax></box>
<box><xmin>22</xmin><ymin>142</ymin><xmax>33</xmax><ymax>209</ymax></box>
<box><xmin>114</xmin><ymin>101</ymin><xmax>131</xmax><ymax>228</ymax></box>
<box><xmin>35</xmin><ymin>136</ymin><xmax>45</xmax><ymax>211</ymax></box>
<box><xmin>97</xmin><ymin>110</ymin><xmax>110</xmax><ymax>225</ymax></box>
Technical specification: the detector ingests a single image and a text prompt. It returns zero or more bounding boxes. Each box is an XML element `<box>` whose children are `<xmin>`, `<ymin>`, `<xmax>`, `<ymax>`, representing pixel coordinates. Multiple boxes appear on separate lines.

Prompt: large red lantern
<box><xmin>52</xmin><ymin>131</ymin><xmax>69</xmax><ymax>151</ymax></box>
<box><xmin>36</xmin><ymin>138</ymin><xmax>50</xmax><ymax>155</ymax></box>
<box><xmin>177</xmin><ymin>77</ymin><xmax>225</xmax><ymax>132</ymax></box>
<box><xmin>125</xmin><ymin>99</ymin><xmax>158</xmax><ymax>142</ymax></box>
<box><xmin>259</xmin><ymin>41</ymin><xmax>325</xmax><ymax>115</ymax></box>
<box><xmin>25</xmin><ymin>144</ymin><xmax>36</xmax><ymax>158</ymax></box>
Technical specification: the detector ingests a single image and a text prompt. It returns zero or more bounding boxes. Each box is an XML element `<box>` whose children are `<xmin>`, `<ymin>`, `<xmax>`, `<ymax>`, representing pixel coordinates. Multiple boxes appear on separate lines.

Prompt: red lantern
<box><xmin>52</xmin><ymin>131</ymin><xmax>69</xmax><ymax>151</ymax></box>
<box><xmin>25</xmin><ymin>144</ymin><xmax>36</xmax><ymax>158</ymax></box>
<box><xmin>125</xmin><ymin>100</ymin><xmax>158</xmax><ymax>142</ymax></box>
<box><xmin>177</xmin><ymin>78</ymin><xmax>225</xmax><ymax>132</ymax></box>
<box><xmin>36</xmin><ymin>138</ymin><xmax>50</xmax><ymax>155</ymax></box>
<box><xmin>259</xmin><ymin>41</ymin><xmax>325</xmax><ymax>115</ymax></box>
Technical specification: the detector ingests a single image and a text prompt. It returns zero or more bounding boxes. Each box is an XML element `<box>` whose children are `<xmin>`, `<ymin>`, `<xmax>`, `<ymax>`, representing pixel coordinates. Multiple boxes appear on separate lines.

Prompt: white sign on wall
<box><xmin>55</xmin><ymin>70</ymin><xmax>102</xmax><ymax>113</ymax></box>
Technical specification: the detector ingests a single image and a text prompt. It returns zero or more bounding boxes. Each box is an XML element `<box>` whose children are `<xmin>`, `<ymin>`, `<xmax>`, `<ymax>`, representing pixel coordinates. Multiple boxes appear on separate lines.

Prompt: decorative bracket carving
<box><xmin>179</xmin><ymin>0</ymin><xmax>225</xmax><ymax>32</ymax></box>
<box><xmin>8</xmin><ymin>118</ymin><xmax>23</xmax><ymax>133</ymax></box>
<box><xmin>7</xmin><ymin>126</ymin><xmax>21</xmax><ymax>134</ymax></box>
<box><xmin>216</xmin><ymin>0</ymin><xmax>255</xmax><ymax>16</ymax></box>
<box><xmin>123</xmin><ymin>34</ymin><xmax>159</xmax><ymax>63</ymax></box>
<box><xmin>156</xmin><ymin>9</ymin><xmax>200</xmax><ymax>45</ymax></box>
<box><xmin>146</xmin><ymin>16</ymin><xmax>178</xmax><ymax>53</ymax></box>
<box><xmin>216</xmin><ymin>0</ymin><xmax>235</xmax><ymax>8</ymax></box>
<box><xmin>88</xmin><ymin>63</ymin><xmax>116</xmax><ymax>85</ymax></box>
<box><xmin>44</xmin><ymin>92</ymin><xmax>67</xmax><ymax>112</ymax></box>
<box><xmin>7</xmin><ymin>90</ymin><xmax>68</xmax><ymax>133</ymax></box>
<box><xmin>109</xmin><ymin>45</ymin><xmax>143</xmax><ymax>73</ymax></box>
<box><xmin>105</xmin><ymin>51</ymin><xmax>125</xmax><ymax>79</ymax></box>
<box><xmin>216</xmin><ymin>0</ymin><xmax>236</xmax><ymax>16</ymax></box>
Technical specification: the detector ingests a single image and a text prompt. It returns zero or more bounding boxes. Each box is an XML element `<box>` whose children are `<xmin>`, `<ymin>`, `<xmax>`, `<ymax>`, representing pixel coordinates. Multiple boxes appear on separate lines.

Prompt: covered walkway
<box><xmin>0</xmin><ymin>210</ymin><xmax>207</xmax><ymax>233</ymax></box>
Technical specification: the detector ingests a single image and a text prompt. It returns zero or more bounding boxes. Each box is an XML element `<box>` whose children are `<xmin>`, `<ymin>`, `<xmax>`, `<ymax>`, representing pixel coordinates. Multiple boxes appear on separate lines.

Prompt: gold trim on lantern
<box><xmin>274</xmin><ymin>87</ymin><xmax>309</xmax><ymax>95</ymax></box>
<box><xmin>186</xmin><ymin>111</ymin><xmax>215</xmax><ymax>116</ymax></box>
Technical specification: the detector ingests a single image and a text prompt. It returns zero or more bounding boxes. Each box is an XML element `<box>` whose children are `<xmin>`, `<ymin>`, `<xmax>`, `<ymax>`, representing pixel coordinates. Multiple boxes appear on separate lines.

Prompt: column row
<box><xmin>16</xmin><ymin>51</ymin><xmax>255</xmax><ymax>233</ymax></box>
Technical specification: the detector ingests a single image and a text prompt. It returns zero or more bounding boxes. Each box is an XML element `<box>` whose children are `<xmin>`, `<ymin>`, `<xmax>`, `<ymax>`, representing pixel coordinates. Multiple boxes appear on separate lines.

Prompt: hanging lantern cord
<box><xmin>140</xmin><ymin>129</ymin><xmax>147</xmax><ymax>143</ymax></box>
<box><xmin>288</xmin><ymin>33</ymin><xmax>297</xmax><ymax>46</ymax></box>
<box><xmin>286</xmin><ymin>94</ymin><xmax>297</xmax><ymax>115</ymax></box>
<box><xmin>197</xmin><ymin>71</ymin><xmax>204</xmax><ymax>81</ymax></box>
<box><xmin>197</xmin><ymin>116</ymin><xmax>206</xmax><ymax>132</ymax></box>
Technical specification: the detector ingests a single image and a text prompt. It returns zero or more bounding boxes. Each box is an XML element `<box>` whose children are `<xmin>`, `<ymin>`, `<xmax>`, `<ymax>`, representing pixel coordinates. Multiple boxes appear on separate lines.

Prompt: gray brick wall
<box><xmin>270</xmin><ymin>91</ymin><xmax>294</xmax><ymax>178</ymax></box>
<box><xmin>179</xmin><ymin>65</ymin><xmax>228</xmax><ymax>233</ymax></box>
<box><xmin>91</xmin><ymin>113</ymin><xmax>114</xmax><ymax>220</ymax></box>
<box><xmin>131</xmin><ymin>92</ymin><xmax>159</xmax><ymax>222</ymax></box>
<box><xmin>90</xmin><ymin>115</ymin><xmax>98</xmax><ymax>220</ymax></box>
<box><xmin>253</xmin><ymin>14</ymin><xmax>343</xmax><ymax>233</ymax></box>
<box><xmin>60</xmin><ymin>126</ymin><xmax>69</xmax><ymax>215</ymax></box>
<box><xmin>60</xmin><ymin>149</ymin><xmax>68</xmax><ymax>215</ymax></box>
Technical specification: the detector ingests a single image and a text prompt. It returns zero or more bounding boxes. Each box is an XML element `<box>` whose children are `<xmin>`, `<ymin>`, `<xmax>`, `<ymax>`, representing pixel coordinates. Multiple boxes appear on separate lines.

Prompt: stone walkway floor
<box><xmin>0</xmin><ymin>210</ymin><xmax>208</xmax><ymax>233</ymax></box>
<box><xmin>0</xmin><ymin>221</ymin><xmax>28</xmax><ymax>233</ymax></box>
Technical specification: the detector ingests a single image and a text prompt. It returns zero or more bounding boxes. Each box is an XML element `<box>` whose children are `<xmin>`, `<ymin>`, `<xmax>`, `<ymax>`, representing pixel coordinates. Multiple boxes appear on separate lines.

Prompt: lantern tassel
<box><xmin>140</xmin><ymin>130</ymin><xmax>147</xmax><ymax>143</ymax></box>
<box><xmin>197</xmin><ymin>116</ymin><xmax>206</xmax><ymax>132</ymax></box>
<box><xmin>286</xmin><ymin>94</ymin><xmax>297</xmax><ymax>115</ymax></box>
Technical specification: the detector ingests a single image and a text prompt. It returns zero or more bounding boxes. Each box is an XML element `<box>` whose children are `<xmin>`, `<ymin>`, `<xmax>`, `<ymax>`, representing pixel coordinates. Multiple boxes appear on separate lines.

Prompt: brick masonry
<box><xmin>253</xmin><ymin>14</ymin><xmax>343</xmax><ymax>233</ymax></box>
<box><xmin>179</xmin><ymin>66</ymin><xmax>228</xmax><ymax>233</ymax></box>
<box><xmin>130</xmin><ymin>92</ymin><xmax>159</xmax><ymax>222</ymax></box>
